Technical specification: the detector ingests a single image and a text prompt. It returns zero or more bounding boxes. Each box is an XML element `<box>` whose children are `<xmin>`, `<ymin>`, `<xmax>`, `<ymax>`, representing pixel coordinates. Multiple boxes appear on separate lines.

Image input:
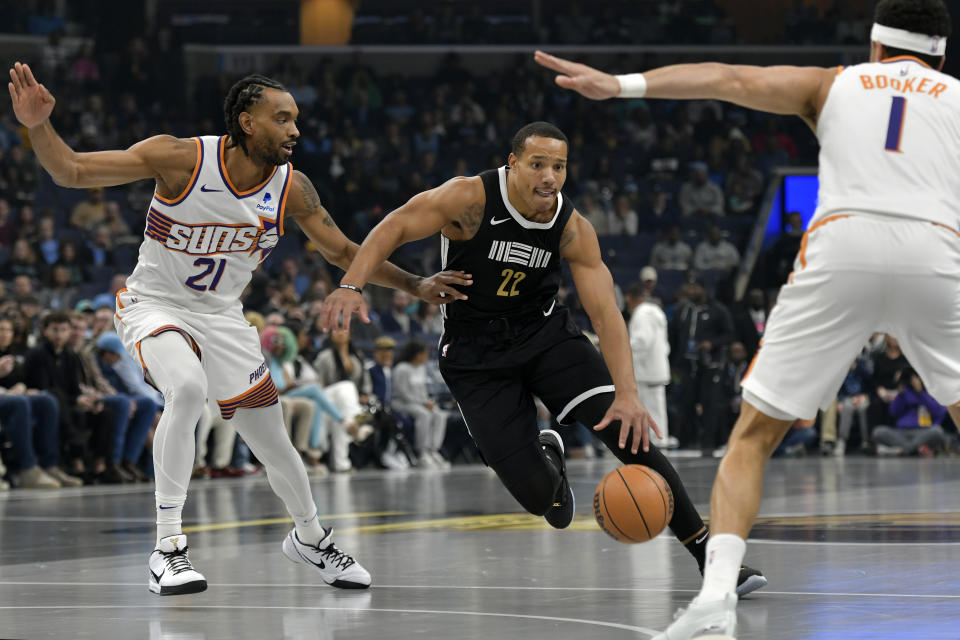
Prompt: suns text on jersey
<box><xmin>145</xmin><ymin>207</ymin><xmax>279</xmax><ymax>256</ymax></box>
<box><xmin>163</xmin><ymin>223</ymin><xmax>262</xmax><ymax>255</ymax></box>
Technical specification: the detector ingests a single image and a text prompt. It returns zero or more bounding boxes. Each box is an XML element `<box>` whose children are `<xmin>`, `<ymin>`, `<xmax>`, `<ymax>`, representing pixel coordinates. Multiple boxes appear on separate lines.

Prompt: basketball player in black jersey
<box><xmin>322</xmin><ymin>122</ymin><xmax>765</xmax><ymax>596</ymax></box>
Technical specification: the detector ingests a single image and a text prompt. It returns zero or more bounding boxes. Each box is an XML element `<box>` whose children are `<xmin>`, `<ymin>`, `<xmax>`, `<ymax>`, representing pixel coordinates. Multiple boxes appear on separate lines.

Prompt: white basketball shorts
<box><xmin>114</xmin><ymin>288</ymin><xmax>276</xmax><ymax>419</ymax></box>
<box><xmin>743</xmin><ymin>213</ymin><xmax>960</xmax><ymax>420</ymax></box>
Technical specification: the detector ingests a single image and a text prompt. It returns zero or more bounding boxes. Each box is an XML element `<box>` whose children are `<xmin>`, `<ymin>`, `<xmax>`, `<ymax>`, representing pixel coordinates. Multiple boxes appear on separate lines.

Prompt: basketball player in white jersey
<box><xmin>536</xmin><ymin>0</ymin><xmax>955</xmax><ymax>637</ymax></box>
<box><xmin>8</xmin><ymin>67</ymin><xmax>471</xmax><ymax>595</ymax></box>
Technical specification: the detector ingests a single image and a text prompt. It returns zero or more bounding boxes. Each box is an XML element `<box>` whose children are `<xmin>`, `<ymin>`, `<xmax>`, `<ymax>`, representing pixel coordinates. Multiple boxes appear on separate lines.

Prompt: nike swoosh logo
<box><xmin>490</xmin><ymin>217</ymin><xmax>510</xmax><ymax>225</ymax></box>
<box><xmin>151</xmin><ymin>569</ymin><xmax>164</xmax><ymax>582</ymax></box>
<box><xmin>158</xmin><ymin>505</ymin><xmax>176</xmax><ymax>510</ymax></box>
<box><xmin>295</xmin><ymin>543</ymin><xmax>325</xmax><ymax>569</ymax></box>
<box><xmin>543</xmin><ymin>300</ymin><xmax>556</xmax><ymax>316</ymax></box>
<box><xmin>695</xmin><ymin>533</ymin><xmax>708</xmax><ymax>544</ymax></box>
<box><xmin>200</xmin><ymin>184</ymin><xmax>222</xmax><ymax>192</ymax></box>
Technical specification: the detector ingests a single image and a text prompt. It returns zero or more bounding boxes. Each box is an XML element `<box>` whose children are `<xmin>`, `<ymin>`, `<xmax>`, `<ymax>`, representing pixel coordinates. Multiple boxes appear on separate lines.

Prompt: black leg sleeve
<box><xmin>488</xmin><ymin>440</ymin><xmax>562</xmax><ymax>516</ymax></box>
<box><xmin>566</xmin><ymin>393</ymin><xmax>706</xmax><ymax>542</ymax></box>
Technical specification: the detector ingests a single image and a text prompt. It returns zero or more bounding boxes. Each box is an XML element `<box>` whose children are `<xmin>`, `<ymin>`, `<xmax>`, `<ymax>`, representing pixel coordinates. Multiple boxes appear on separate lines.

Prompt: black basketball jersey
<box><xmin>441</xmin><ymin>166</ymin><xmax>575</xmax><ymax>327</ymax></box>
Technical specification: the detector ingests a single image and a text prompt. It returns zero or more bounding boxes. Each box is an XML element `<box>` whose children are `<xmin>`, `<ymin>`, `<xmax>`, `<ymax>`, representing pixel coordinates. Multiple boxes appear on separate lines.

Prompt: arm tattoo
<box><xmin>459</xmin><ymin>202</ymin><xmax>484</xmax><ymax>236</ymax></box>
<box><xmin>295</xmin><ymin>172</ymin><xmax>321</xmax><ymax>213</ymax></box>
<box><xmin>291</xmin><ymin>171</ymin><xmax>338</xmax><ymax>227</ymax></box>
<box><xmin>559</xmin><ymin>228</ymin><xmax>576</xmax><ymax>251</ymax></box>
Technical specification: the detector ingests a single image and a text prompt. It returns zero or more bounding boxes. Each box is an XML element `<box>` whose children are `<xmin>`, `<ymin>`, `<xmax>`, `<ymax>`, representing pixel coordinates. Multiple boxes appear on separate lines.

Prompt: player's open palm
<box><xmin>593</xmin><ymin>394</ymin><xmax>662</xmax><ymax>454</ymax></box>
<box><xmin>533</xmin><ymin>51</ymin><xmax>621</xmax><ymax>101</ymax></box>
<box><xmin>8</xmin><ymin>62</ymin><xmax>55</xmax><ymax>128</ymax></box>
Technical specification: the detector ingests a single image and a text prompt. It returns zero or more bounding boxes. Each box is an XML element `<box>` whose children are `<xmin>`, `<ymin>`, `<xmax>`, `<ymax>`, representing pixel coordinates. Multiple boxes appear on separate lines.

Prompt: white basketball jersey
<box><xmin>814</xmin><ymin>56</ymin><xmax>960</xmax><ymax>228</ymax></box>
<box><xmin>125</xmin><ymin>135</ymin><xmax>292</xmax><ymax>313</ymax></box>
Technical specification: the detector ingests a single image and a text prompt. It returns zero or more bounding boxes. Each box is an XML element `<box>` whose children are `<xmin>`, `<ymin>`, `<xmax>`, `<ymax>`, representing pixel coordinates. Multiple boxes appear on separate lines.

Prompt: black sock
<box><xmin>685</xmin><ymin>525</ymin><xmax>709</xmax><ymax>573</ymax></box>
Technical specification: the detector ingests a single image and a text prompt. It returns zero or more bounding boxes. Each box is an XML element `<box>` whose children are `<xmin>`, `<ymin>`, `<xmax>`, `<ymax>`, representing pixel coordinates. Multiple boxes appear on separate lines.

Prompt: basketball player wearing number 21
<box><xmin>321</xmin><ymin>121</ymin><xmax>766</xmax><ymax>597</ymax></box>
<box><xmin>7</xmin><ymin>66</ymin><xmax>472</xmax><ymax>595</ymax></box>
<box><xmin>536</xmin><ymin>0</ymin><xmax>956</xmax><ymax>637</ymax></box>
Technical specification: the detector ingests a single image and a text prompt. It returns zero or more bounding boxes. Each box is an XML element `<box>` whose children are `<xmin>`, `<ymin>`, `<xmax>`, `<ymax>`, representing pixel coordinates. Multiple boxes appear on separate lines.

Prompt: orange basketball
<box><xmin>593</xmin><ymin>464</ymin><xmax>675</xmax><ymax>543</ymax></box>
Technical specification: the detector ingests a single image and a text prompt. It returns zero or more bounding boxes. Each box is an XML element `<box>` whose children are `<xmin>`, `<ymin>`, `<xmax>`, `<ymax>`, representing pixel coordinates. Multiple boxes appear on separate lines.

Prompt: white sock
<box><xmin>697</xmin><ymin>533</ymin><xmax>746</xmax><ymax>603</ymax></box>
<box><xmin>156</xmin><ymin>492</ymin><xmax>185</xmax><ymax>546</ymax></box>
<box><xmin>294</xmin><ymin>510</ymin><xmax>327</xmax><ymax>547</ymax></box>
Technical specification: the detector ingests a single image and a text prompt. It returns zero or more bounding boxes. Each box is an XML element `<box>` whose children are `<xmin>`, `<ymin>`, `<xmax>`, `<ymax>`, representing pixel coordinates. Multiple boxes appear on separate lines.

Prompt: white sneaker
<box><xmin>429</xmin><ymin>450</ymin><xmax>452</xmax><ymax>470</ymax></box>
<box><xmin>148</xmin><ymin>535</ymin><xmax>207</xmax><ymax>596</ymax></box>
<box><xmin>14</xmin><ymin>466</ymin><xmax>60</xmax><ymax>489</ymax></box>
<box><xmin>652</xmin><ymin>593</ymin><xmax>737</xmax><ymax>640</ymax></box>
<box><xmin>418</xmin><ymin>453</ymin><xmax>439</xmax><ymax>469</ymax></box>
<box><xmin>381</xmin><ymin>450</ymin><xmax>409</xmax><ymax>470</ymax></box>
<box><xmin>875</xmin><ymin>444</ymin><xmax>903</xmax><ymax>456</ymax></box>
<box><xmin>282</xmin><ymin>528</ymin><xmax>371</xmax><ymax>589</ymax></box>
<box><xmin>834</xmin><ymin>439</ymin><xmax>847</xmax><ymax>457</ymax></box>
<box><xmin>44</xmin><ymin>466</ymin><xmax>83</xmax><ymax>487</ymax></box>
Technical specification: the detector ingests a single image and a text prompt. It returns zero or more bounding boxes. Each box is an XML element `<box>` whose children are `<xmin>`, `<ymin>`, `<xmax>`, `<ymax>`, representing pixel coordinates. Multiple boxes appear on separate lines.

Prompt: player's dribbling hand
<box><xmin>533</xmin><ymin>51</ymin><xmax>622</xmax><ymax>101</ymax></box>
<box><xmin>320</xmin><ymin>288</ymin><xmax>369</xmax><ymax>332</ymax></box>
<box><xmin>592</xmin><ymin>394</ymin><xmax>663</xmax><ymax>454</ymax></box>
<box><xmin>417</xmin><ymin>270</ymin><xmax>473</xmax><ymax>304</ymax></box>
<box><xmin>8</xmin><ymin>62</ymin><xmax>55</xmax><ymax>128</ymax></box>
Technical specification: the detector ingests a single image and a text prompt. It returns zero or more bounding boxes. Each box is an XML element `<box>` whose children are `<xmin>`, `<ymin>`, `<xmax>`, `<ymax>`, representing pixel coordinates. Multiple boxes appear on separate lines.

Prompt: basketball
<box><xmin>593</xmin><ymin>465</ymin><xmax>675</xmax><ymax>543</ymax></box>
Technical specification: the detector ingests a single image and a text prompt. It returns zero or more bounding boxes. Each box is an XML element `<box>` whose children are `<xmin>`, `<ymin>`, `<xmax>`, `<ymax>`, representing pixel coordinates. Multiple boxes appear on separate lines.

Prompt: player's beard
<box><xmin>250</xmin><ymin>136</ymin><xmax>289</xmax><ymax>167</ymax></box>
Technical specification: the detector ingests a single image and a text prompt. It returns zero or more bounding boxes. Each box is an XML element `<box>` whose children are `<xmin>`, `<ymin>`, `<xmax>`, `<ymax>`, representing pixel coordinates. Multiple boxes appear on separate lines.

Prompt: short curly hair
<box><xmin>874</xmin><ymin>0</ymin><xmax>951</xmax><ymax>67</ymax></box>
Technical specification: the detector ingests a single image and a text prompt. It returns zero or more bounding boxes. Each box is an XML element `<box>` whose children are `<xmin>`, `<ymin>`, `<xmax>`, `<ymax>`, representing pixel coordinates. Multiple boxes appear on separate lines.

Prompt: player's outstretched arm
<box><xmin>8</xmin><ymin>61</ymin><xmax>194</xmax><ymax>189</ymax></box>
<box><xmin>534</xmin><ymin>50</ymin><xmax>836</xmax><ymax>128</ymax></box>
<box><xmin>287</xmin><ymin>171</ymin><xmax>472</xmax><ymax>307</ymax></box>
<box><xmin>318</xmin><ymin>176</ymin><xmax>482</xmax><ymax>331</ymax></box>
<box><xmin>561</xmin><ymin>212</ymin><xmax>662</xmax><ymax>453</ymax></box>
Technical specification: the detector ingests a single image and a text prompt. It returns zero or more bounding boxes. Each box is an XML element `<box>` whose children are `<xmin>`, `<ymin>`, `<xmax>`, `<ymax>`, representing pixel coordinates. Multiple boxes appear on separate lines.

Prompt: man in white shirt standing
<box><xmin>625</xmin><ymin>283</ymin><xmax>677</xmax><ymax>449</ymax></box>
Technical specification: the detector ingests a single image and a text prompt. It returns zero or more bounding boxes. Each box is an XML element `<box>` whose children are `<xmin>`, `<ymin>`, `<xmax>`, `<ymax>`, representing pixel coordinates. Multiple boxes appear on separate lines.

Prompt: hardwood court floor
<box><xmin>2</xmin><ymin>455</ymin><xmax>959</xmax><ymax>639</ymax></box>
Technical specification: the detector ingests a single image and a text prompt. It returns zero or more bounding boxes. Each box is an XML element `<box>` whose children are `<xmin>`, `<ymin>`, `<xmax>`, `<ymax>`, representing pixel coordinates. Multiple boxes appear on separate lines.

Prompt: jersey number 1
<box><xmin>185</xmin><ymin>258</ymin><xmax>227</xmax><ymax>292</ymax></box>
<box><xmin>884</xmin><ymin>96</ymin><xmax>906</xmax><ymax>153</ymax></box>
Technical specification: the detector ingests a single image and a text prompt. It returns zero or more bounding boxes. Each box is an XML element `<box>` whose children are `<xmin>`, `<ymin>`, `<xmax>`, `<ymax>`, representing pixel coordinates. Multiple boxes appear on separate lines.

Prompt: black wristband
<box><xmin>339</xmin><ymin>283</ymin><xmax>362</xmax><ymax>294</ymax></box>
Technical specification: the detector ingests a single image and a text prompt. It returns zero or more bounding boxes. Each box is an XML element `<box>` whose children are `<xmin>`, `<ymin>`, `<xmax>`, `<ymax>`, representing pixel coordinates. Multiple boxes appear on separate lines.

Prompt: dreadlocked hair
<box><xmin>223</xmin><ymin>74</ymin><xmax>286</xmax><ymax>155</ymax></box>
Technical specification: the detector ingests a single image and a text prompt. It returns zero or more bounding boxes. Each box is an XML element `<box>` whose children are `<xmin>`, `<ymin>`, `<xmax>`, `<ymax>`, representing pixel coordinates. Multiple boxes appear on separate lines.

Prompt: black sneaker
<box><xmin>539</xmin><ymin>429</ymin><xmax>575</xmax><ymax>529</ymax></box>
<box><xmin>736</xmin><ymin>564</ymin><xmax>768</xmax><ymax>597</ymax></box>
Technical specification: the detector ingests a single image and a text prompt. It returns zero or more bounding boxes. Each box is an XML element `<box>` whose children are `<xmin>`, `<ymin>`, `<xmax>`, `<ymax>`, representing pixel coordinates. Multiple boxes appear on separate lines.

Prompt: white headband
<box><xmin>871</xmin><ymin>23</ymin><xmax>947</xmax><ymax>56</ymax></box>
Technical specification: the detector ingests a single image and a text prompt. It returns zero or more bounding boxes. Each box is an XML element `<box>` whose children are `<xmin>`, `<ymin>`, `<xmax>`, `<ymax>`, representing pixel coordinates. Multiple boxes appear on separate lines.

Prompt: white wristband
<box><xmin>616</xmin><ymin>73</ymin><xmax>647</xmax><ymax>98</ymax></box>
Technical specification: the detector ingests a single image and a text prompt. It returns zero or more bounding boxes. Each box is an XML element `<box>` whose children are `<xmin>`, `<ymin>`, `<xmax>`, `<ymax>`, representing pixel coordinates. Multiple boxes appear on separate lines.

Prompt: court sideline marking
<box><xmin>0</xmin><ymin>604</ymin><xmax>658</xmax><ymax>637</ymax></box>
<box><xmin>0</xmin><ymin>581</ymin><xmax>959</xmax><ymax>599</ymax></box>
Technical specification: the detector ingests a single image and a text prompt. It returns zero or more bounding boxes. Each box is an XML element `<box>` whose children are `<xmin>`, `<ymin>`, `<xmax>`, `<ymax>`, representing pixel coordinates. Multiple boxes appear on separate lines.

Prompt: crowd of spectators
<box><xmin>4</xmin><ymin>6</ymin><xmax>947</xmax><ymax>490</ymax></box>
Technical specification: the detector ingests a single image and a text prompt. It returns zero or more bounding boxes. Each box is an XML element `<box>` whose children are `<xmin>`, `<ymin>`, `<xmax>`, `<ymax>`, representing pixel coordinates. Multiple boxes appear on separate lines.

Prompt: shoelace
<box><xmin>163</xmin><ymin>548</ymin><xmax>194</xmax><ymax>575</ymax></box>
<box><xmin>318</xmin><ymin>543</ymin><xmax>356</xmax><ymax>570</ymax></box>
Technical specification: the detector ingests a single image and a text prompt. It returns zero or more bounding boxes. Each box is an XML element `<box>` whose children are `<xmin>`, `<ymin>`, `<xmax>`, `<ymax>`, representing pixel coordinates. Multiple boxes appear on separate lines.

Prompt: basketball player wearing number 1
<box><xmin>321</xmin><ymin>121</ymin><xmax>765</xmax><ymax>597</ymax></box>
<box><xmin>8</xmin><ymin>66</ymin><xmax>471</xmax><ymax>595</ymax></box>
<box><xmin>536</xmin><ymin>0</ymin><xmax>956</xmax><ymax>637</ymax></box>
